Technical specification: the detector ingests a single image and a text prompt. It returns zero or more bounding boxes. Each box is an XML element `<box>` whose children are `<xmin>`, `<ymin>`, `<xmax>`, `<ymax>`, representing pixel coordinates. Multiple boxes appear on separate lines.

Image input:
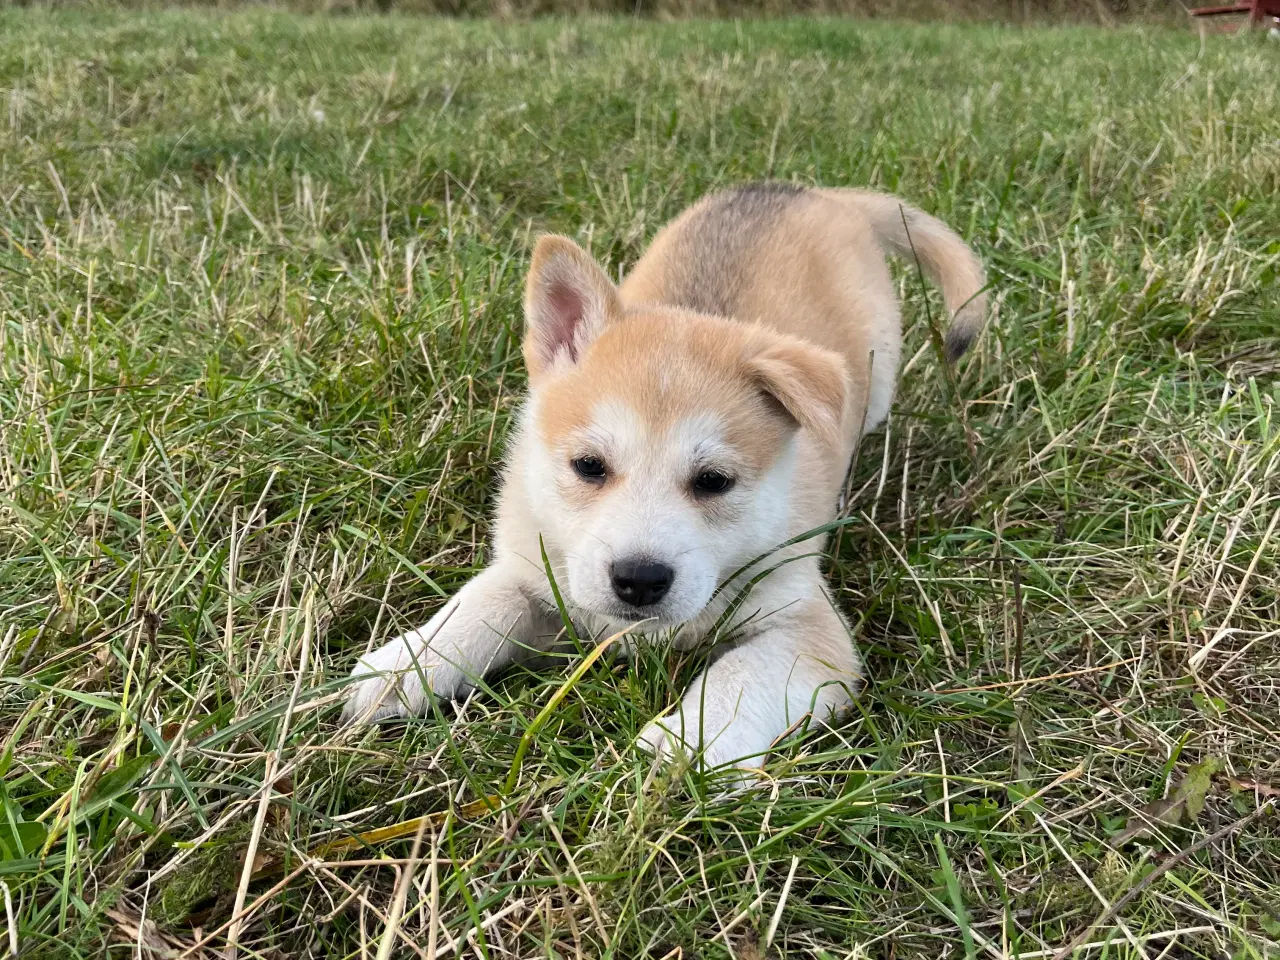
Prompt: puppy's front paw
<box><xmin>637</xmin><ymin>706</ymin><xmax>754</xmax><ymax>772</ymax></box>
<box><xmin>342</xmin><ymin>596</ymin><xmax>477</xmax><ymax>723</ymax></box>
<box><xmin>341</xmin><ymin>634</ymin><xmax>436</xmax><ymax>723</ymax></box>
<box><xmin>636</xmin><ymin>715</ymin><xmax>686</xmax><ymax>763</ymax></box>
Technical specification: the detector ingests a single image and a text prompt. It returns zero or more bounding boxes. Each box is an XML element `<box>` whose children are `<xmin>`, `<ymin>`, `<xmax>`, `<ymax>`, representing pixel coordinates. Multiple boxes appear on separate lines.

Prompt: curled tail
<box><xmin>826</xmin><ymin>189</ymin><xmax>988</xmax><ymax>362</ymax></box>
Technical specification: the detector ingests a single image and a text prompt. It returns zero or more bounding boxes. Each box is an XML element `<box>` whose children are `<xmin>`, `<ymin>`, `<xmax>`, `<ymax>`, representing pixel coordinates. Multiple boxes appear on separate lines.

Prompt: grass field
<box><xmin>1</xmin><ymin>9</ymin><xmax>1279</xmax><ymax>959</ymax></box>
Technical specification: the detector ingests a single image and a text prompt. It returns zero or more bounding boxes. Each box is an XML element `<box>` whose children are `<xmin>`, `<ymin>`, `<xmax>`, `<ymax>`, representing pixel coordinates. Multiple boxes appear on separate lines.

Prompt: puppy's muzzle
<box><xmin>610</xmin><ymin>557</ymin><xmax>674</xmax><ymax>608</ymax></box>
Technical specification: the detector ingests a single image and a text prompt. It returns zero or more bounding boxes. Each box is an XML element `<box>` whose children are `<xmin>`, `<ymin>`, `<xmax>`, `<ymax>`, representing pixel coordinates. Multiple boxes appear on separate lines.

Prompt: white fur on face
<box><xmin>524</xmin><ymin>398</ymin><xmax>797</xmax><ymax>629</ymax></box>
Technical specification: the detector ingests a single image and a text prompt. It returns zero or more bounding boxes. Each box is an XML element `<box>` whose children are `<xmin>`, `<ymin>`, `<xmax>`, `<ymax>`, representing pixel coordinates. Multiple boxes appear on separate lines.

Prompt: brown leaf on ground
<box><xmin>248</xmin><ymin>792</ymin><xmax>502</xmax><ymax>880</ymax></box>
<box><xmin>1228</xmin><ymin>778</ymin><xmax>1280</xmax><ymax>799</ymax></box>
<box><xmin>1111</xmin><ymin>756</ymin><xmax>1222</xmax><ymax>847</ymax></box>
<box><xmin>107</xmin><ymin>907</ymin><xmax>211</xmax><ymax>959</ymax></box>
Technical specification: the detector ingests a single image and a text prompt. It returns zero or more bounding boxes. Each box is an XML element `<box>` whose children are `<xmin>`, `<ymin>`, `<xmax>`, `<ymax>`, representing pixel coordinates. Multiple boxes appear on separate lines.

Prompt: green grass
<box><xmin>1</xmin><ymin>9</ymin><xmax>1278</xmax><ymax>959</ymax></box>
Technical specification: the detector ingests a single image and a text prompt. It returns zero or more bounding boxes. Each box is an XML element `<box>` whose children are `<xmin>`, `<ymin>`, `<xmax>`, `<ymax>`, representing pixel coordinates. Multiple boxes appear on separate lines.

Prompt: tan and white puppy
<box><xmin>343</xmin><ymin>183</ymin><xmax>986</xmax><ymax>771</ymax></box>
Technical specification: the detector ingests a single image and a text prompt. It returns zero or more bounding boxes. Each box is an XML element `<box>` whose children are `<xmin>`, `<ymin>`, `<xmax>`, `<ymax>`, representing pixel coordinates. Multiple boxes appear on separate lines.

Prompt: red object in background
<box><xmin>1188</xmin><ymin>0</ymin><xmax>1280</xmax><ymax>27</ymax></box>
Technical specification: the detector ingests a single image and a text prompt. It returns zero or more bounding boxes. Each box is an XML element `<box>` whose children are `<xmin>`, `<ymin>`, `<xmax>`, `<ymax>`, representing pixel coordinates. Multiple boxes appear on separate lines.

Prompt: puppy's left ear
<box><xmin>523</xmin><ymin>235</ymin><xmax>621</xmax><ymax>382</ymax></box>
<box><xmin>748</xmin><ymin>338</ymin><xmax>849</xmax><ymax>448</ymax></box>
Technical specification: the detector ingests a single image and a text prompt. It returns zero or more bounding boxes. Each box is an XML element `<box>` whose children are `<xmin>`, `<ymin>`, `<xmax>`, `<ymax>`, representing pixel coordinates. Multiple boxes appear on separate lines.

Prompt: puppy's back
<box><xmin>620</xmin><ymin>181</ymin><xmax>811</xmax><ymax>321</ymax></box>
<box><xmin>620</xmin><ymin>182</ymin><xmax>985</xmax><ymax>371</ymax></box>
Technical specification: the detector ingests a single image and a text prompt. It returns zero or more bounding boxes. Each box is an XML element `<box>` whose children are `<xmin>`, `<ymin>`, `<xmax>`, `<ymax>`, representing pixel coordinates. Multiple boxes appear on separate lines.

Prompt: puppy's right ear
<box><xmin>522</xmin><ymin>235</ymin><xmax>620</xmax><ymax>382</ymax></box>
<box><xmin>747</xmin><ymin>336</ymin><xmax>849</xmax><ymax>450</ymax></box>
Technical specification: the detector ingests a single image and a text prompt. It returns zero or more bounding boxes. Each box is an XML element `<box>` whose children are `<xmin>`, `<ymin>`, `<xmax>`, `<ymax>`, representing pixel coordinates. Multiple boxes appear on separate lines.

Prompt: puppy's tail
<box><xmin>826</xmin><ymin>189</ymin><xmax>988</xmax><ymax>362</ymax></box>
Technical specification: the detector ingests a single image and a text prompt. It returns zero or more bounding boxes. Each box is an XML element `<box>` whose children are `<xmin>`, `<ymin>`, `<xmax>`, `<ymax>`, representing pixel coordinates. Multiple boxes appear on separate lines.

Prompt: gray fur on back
<box><xmin>655</xmin><ymin>182</ymin><xmax>807</xmax><ymax>318</ymax></box>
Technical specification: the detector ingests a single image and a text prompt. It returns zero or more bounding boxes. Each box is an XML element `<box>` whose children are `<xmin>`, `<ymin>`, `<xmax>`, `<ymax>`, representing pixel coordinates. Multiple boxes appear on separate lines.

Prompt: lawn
<box><xmin>1</xmin><ymin>9</ymin><xmax>1278</xmax><ymax>959</ymax></box>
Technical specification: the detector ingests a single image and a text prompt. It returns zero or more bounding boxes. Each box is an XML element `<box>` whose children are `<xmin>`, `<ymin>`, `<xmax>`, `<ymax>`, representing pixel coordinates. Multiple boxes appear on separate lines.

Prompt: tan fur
<box><xmin>345</xmin><ymin>182</ymin><xmax>987</xmax><ymax>772</ymax></box>
<box><xmin>623</xmin><ymin>183</ymin><xmax>986</xmax><ymax>394</ymax></box>
<box><xmin>818</xmin><ymin>189</ymin><xmax>988</xmax><ymax>360</ymax></box>
<box><xmin>535</xmin><ymin>313</ymin><xmax>801</xmax><ymax>475</ymax></box>
<box><xmin>523</xmin><ymin>234</ymin><xmax>622</xmax><ymax>381</ymax></box>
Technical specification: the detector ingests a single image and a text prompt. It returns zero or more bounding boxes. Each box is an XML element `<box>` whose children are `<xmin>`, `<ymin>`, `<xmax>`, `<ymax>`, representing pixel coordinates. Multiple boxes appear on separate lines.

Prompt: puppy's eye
<box><xmin>692</xmin><ymin>470</ymin><xmax>735</xmax><ymax>496</ymax></box>
<box><xmin>572</xmin><ymin>456</ymin><xmax>607</xmax><ymax>482</ymax></box>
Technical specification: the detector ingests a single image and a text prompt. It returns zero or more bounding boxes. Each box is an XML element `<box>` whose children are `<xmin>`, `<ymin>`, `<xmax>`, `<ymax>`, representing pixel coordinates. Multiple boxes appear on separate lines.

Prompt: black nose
<box><xmin>610</xmin><ymin>558</ymin><xmax>674</xmax><ymax>608</ymax></box>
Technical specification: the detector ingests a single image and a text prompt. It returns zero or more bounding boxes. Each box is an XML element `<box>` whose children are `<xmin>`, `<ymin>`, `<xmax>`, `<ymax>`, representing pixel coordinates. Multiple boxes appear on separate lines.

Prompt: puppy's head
<box><xmin>519</xmin><ymin>235</ymin><xmax>848</xmax><ymax>628</ymax></box>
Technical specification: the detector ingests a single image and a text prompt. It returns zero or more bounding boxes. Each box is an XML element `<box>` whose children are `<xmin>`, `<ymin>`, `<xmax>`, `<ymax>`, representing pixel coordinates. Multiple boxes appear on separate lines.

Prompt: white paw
<box><xmin>637</xmin><ymin>705</ymin><xmax>758</xmax><ymax>772</ymax></box>
<box><xmin>341</xmin><ymin>598</ymin><xmax>474</xmax><ymax>724</ymax></box>
<box><xmin>636</xmin><ymin>715</ymin><xmax>684</xmax><ymax>762</ymax></box>
<box><xmin>341</xmin><ymin>633</ymin><xmax>434</xmax><ymax>723</ymax></box>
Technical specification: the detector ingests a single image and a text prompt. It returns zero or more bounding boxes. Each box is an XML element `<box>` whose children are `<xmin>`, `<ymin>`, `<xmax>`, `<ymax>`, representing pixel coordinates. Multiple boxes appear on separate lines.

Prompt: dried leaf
<box><xmin>106</xmin><ymin>907</ymin><xmax>199</xmax><ymax>958</ymax></box>
<box><xmin>1112</xmin><ymin>756</ymin><xmax>1221</xmax><ymax>846</ymax></box>
<box><xmin>314</xmin><ymin>792</ymin><xmax>500</xmax><ymax>856</ymax></box>
<box><xmin>1227</xmin><ymin>778</ymin><xmax>1280</xmax><ymax>799</ymax></box>
<box><xmin>248</xmin><ymin>793</ymin><xmax>501</xmax><ymax>880</ymax></box>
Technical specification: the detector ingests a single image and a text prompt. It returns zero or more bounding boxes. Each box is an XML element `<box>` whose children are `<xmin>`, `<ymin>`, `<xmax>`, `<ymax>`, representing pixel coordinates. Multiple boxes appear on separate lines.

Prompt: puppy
<box><xmin>343</xmin><ymin>182</ymin><xmax>986</xmax><ymax>771</ymax></box>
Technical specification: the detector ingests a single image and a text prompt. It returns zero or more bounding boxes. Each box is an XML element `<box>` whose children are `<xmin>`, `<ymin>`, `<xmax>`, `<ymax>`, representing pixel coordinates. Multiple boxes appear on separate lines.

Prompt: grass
<box><xmin>0</xmin><ymin>8</ymin><xmax>1278</xmax><ymax>959</ymax></box>
<box><xmin>29</xmin><ymin>0</ymin><xmax>1187</xmax><ymax>23</ymax></box>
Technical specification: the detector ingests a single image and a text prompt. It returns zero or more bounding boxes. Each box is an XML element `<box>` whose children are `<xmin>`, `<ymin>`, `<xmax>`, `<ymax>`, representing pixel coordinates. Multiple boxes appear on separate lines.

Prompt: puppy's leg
<box><xmin>343</xmin><ymin>561</ymin><xmax>549</xmax><ymax>722</ymax></box>
<box><xmin>637</xmin><ymin>591</ymin><xmax>860</xmax><ymax>771</ymax></box>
